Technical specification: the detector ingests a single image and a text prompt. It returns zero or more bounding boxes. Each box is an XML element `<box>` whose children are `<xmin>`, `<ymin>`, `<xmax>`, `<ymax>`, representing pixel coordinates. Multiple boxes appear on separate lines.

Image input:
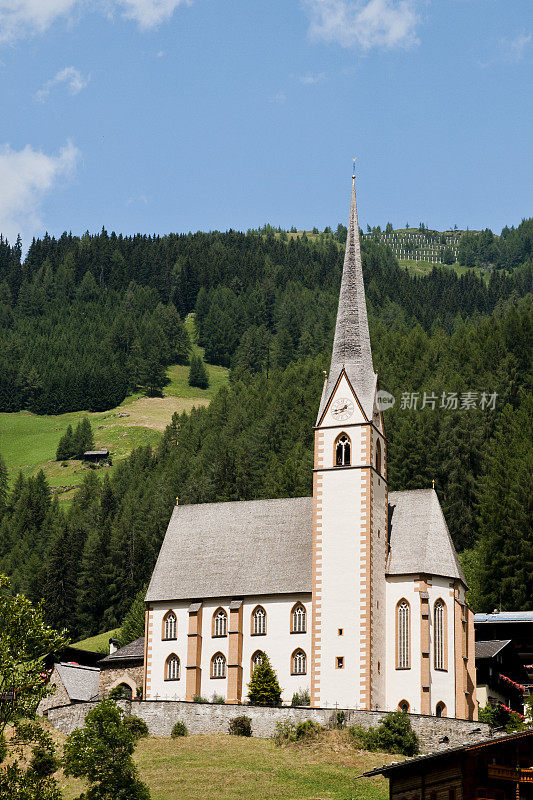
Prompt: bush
<box><xmin>124</xmin><ymin>716</ymin><xmax>149</xmax><ymax>740</ymax></box>
<box><xmin>247</xmin><ymin>653</ymin><xmax>282</xmax><ymax>706</ymax></box>
<box><xmin>108</xmin><ymin>685</ymin><xmax>129</xmax><ymax>700</ymax></box>
<box><xmin>479</xmin><ymin>702</ymin><xmax>525</xmax><ymax>733</ymax></box>
<box><xmin>171</xmin><ymin>721</ymin><xmax>188</xmax><ymax>738</ymax></box>
<box><xmin>228</xmin><ymin>715</ymin><xmax>252</xmax><ymax>737</ymax></box>
<box><xmin>291</xmin><ymin>690</ymin><xmax>310</xmax><ymax>707</ymax></box>
<box><xmin>273</xmin><ymin>719</ymin><xmax>322</xmax><ymax>745</ymax></box>
<box><xmin>193</xmin><ymin>695</ymin><xmax>208</xmax><ymax>703</ymax></box>
<box><xmin>212</xmin><ymin>694</ymin><xmax>225</xmax><ymax>704</ymax></box>
<box><xmin>348</xmin><ymin>712</ymin><xmax>419</xmax><ymax>757</ymax></box>
<box><xmin>295</xmin><ymin>720</ymin><xmax>322</xmax><ymax>741</ymax></box>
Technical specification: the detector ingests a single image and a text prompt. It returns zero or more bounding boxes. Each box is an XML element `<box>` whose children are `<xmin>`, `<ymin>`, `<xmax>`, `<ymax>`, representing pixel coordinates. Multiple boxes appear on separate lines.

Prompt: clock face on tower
<box><xmin>331</xmin><ymin>397</ymin><xmax>354</xmax><ymax>421</ymax></box>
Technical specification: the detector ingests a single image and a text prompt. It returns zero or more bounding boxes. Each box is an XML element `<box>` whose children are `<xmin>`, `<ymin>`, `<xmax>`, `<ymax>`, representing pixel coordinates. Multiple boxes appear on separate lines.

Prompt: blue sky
<box><xmin>0</xmin><ymin>0</ymin><xmax>531</xmax><ymax>247</ymax></box>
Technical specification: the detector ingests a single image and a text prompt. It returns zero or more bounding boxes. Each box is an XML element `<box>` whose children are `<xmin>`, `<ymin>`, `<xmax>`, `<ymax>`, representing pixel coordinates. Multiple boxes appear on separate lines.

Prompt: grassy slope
<box><xmin>0</xmin><ymin>315</ymin><xmax>228</xmax><ymax>502</ymax></box>
<box><xmin>59</xmin><ymin>732</ymin><xmax>392</xmax><ymax>800</ymax></box>
<box><xmin>74</xmin><ymin>628</ymin><xmax>120</xmax><ymax>653</ymax></box>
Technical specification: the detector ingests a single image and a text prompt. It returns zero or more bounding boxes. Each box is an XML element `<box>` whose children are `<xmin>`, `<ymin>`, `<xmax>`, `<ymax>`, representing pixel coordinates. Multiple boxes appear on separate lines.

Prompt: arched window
<box><xmin>398</xmin><ymin>700</ymin><xmax>410</xmax><ymax>713</ymax></box>
<box><xmin>291</xmin><ymin>649</ymin><xmax>307</xmax><ymax>675</ymax></box>
<box><xmin>251</xmin><ymin>606</ymin><xmax>266</xmax><ymax>635</ymax></box>
<box><xmin>211</xmin><ymin>652</ymin><xmax>226</xmax><ymax>678</ymax></box>
<box><xmin>436</xmin><ymin>701</ymin><xmax>446</xmax><ymax>718</ymax></box>
<box><xmin>434</xmin><ymin>599</ymin><xmax>447</xmax><ymax>671</ymax></box>
<box><xmin>396</xmin><ymin>600</ymin><xmax>410</xmax><ymax>669</ymax></box>
<box><xmin>162</xmin><ymin>611</ymin><xmax>177</xmax><ymax>640</ymax></box>
<box><xmin>291</xmin><ymin>603</ymin><xmax>306</xmax><ymax>633</ymax></box>
<box><xmin>251</xmin><ymin>650</ymin><xmax>265</xmax><ymax>672</ymax></box>
<box><xmin>165</xmin><ymin>654</ymin><xmax>180</xmax><ymax>681</ymax></box>
<box><xmin>335</xmin><ymin>433</ymin><xmax>351</xmax><ymax>467</ymax></box>
<box><xmin>213</xmin><ymin>608</ymin><xmax>227</xmax><ymax>637</ymax></box>
<box><xmin>375</xmin><ymin>439</ymin><xmax>382</xmax><ymax>474</ymax></box>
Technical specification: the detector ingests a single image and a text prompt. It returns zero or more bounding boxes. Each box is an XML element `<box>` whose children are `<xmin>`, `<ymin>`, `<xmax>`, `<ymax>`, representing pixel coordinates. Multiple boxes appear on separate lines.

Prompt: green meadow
<box><xmin>0</xmin><ymin>318</ymin><xmax>229</xmax><ymax>502</ymax></box>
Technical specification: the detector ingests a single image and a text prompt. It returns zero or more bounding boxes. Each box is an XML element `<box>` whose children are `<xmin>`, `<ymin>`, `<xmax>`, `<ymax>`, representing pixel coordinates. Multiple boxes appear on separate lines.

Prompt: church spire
<box><xmin>317</xmin><ymin>165</ymin><xmax>376</xmax><ymax>423</ymax></box>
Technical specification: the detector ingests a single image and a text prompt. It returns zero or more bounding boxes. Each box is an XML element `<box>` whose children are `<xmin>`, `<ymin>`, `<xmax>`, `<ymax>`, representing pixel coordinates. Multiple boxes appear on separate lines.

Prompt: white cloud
<box><xmin>0</xmin><ymin>0</ymin><xmax>77</xmax><ymax>43</ymax></box>
<box><xmin>501</xmin><ymin>31</ymin><xmax>531</xmax><ymax>63</ymax></box>
<box><xmin>0</xmin><ymin>140</ymin><xmax>79</xmax><ymax>244</ymax></box>
<box><xmin>0</xmin><ymin>0</ymin><xmax>190</xmax><ymax>43</ymax></box>
<box><xmin>36</xmin><ymin>66</ymin><xmax>89</xmax><ymax>102</ymax></box>
<box><xmin>303</xmin><ymin>0</ymin><xmax>419</xmax><ymax>51</ymax></box>
<box><xmin>116</xmin><ymin>0</ymin><xmax>190</xmax><ymax>28</ymax></box>
<box><xmin>479</xmin><ymin>31</ymin><xmax>531</xmax><ymax>68</ymax></box>
<box><xmin>269</xmin><ymin>91</ymin><xmax>287</xmax><ymax>103</ymax></box>
<box><xmin>299</xmin><ymin>71</ymin><xmax>326</xmax><ymax>84</ymax></box>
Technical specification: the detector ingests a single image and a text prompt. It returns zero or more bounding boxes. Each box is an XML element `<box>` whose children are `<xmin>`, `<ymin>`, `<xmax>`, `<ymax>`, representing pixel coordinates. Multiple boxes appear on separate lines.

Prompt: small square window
<box><xmin>338</xmin><ymin>628</ymin><xmax>343</xmax><ymax>636</ymax></box>
<box><xmin>336</xmin><ymin>656</ymin><xmax>344</xmax><ymax>669</ymax></box>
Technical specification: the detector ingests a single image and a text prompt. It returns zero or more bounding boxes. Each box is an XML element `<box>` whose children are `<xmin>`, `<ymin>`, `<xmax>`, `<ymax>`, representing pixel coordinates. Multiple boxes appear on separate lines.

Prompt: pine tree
<box><xmin>247</xmin><ymin>653</ymin><xmax>282</xmax><ymax>706</ymax></box>
<box><xmin>73</xmin><ymin>418</ymin><xmax>94</xmax><ymax>459</ymax></box>
<box><xmin>188</xmin><ymin>355</ymin><xmax>209</xmax><ymax>390</ymax></box>
<box><xmin>0</xmin><ymin>454</ymin><xmax>7</xmax><ymax>517</ymax></box>
<box><xmin>56</xmin><ymin>424</ymin><xmax>74</xmax><ymax>460</ymax></box>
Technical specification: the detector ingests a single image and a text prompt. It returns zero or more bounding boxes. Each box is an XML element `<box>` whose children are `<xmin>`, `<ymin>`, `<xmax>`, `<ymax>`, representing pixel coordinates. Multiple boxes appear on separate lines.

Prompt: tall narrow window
<box><xmin>291</xmin><ymin>649</ymin><xmax>307</xmax><ymax>675</ymax></box>
<box><xmin>213</xmin><ymin>608</ymin><xmax>227</xmax><ymax>637</ymax></box>
<box><xmin>251</xmin><ymin>650</ymin><xmax>265</xmax><ymax>672</ymax></box>
<box><xmin>165</xmin><ymin>654</ymin><xmax>180</xmax><ymax>681</ymax></box>
<box><xmin>335</xmin><ymin>433</ymin><xmax>351</xmax><ymax>467</ymax></box>
<box><xmin>396</xmin><ymin>600</ymin><xmax>410</xmax><ymax>669</ymax></box>
<box><xmin>375</xmin><ymin>439</ymin><xmax>382</xmax><ymax>474</ymax></box>
<box><xmin>212</xmin><ymin>652</ymin><xmax>226</xmax><ymax>678</ymax></box>
<box><xmin>291</xmin><ymin>603</ymin><xmax>306</xmax><ymax>633</ymax></box>
<box><xmin>163</xmin><ymin>611</ymin><xmax>177</xmax><ymax>640</ymax></box>
<box><xmin>252</xmin><ymin>606</ymin><xmax>266</xmax><ymax>635</ymax></box>
<box><xmin>434</xmin><ymin>600</ymin><xmax>445</xmax><ymax>670</ymax></box>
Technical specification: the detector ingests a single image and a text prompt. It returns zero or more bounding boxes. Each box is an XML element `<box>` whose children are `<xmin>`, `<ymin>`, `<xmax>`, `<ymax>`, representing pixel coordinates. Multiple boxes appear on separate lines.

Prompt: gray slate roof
<box><xmin>99</xmin><ymin>637</ymin><xmax>145</xmax><ymax>665</ymax></box>
<box><xmin>146</xmin><ymin>489</ymin><xmax>464</xmax><ymax>603</ymax></box>
<box><xmin>475</xmin><ymin>639</ymin><xmax>511</xmax><ymax>660</ymax></box>
<box><xmin>146</xmin><ymin>497</ymin><xmax>313</xmax><ymax>603</ymax></box>
<box><xmin>317</xmin><ymin>178</ymin><xmax>376</xmax><ymax>424</ymax></box>
<box><xmin>387</xmin><ymin>489</ymin><xmax>465</xmax><ymax>582</ymax></box>
<box><xmin>55</xmin><ymin>663</ymin><xmax>100</xmax><ymax>702</ymax></box>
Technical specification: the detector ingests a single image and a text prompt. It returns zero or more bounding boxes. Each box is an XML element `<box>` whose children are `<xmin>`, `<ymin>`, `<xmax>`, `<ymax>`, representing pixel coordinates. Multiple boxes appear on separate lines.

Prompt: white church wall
<box><xmin>426</xmin><ymin>577</ymin><xmax>456</xmax><ymax>718</ymax></box>
<box><xmin>385</xmin><ymin>576</ymin><xmax>457</xmax><ymax>716</ymax></box>
<box><xmin>316</xmin><ymin>447</ymin><xmax>366</xmax><ymax>708</ymax></box>
<box><xmin>386</xmin><ymin>576</ymin><xmax>422</xmax><ymax>712</ymax></box>
<box><xmin>147</xmin><ymin>600</ymin><xmax>189</xmax><ymax>701</ymax></box>
<box><xmin>241</xmin><ymin>594</ymin><xmax>312</xmax><ymax>704</ymax></box>
<box><xmin>200</xmin><ymin>598</ymin><xmax>231</xmax><ymax>700</ymax></box>
<box><xmin>370</xmin><ymin>459</ymin><xmax>387</xmax><ymax>709</ymax></box>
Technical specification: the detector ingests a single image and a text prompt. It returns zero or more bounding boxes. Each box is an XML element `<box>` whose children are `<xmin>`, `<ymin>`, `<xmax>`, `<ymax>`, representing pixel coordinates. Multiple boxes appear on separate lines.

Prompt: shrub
<box><xmin>124</xmin><ymin>716</ymin><xmax>149</xmax><ymax>740</ymax></box>
<box><xmin>479</xmin><ymin>702</ymin><xmax>525</xmax><ymax>733</ymax></box>
<box><xmin>247</xmin><ymin>653</ymin><xmax>282</xmax><ymax>706</ymax></box>
<box><xmin>171</xmin><ymin>721</ymin><xmax>188</xmax><ymax>738</ymax></box>
<box><xmin>212</xmin><ymin>694</ymin><xmax>225</xmax><ymax>704</ymax></box>
<box><xmin>272</xmin><ymin>720</ymin><xmax>297</xmax><ymax>745</ymax></box>
<box><xmin>331</xmin><ymin>710</ymin><xmax>345</xmax><ymax>729</ymax></box>
<box><xmin>291</xmin><ymin>690</ymin><xmax>310</xmax><ymax>707</ymax></box>
<box><xmin>228</xmin><ymin>715</ymin><xmax>252</xmax><ymax>737</ymax></box>
<box><xmin>0</xmin><ymin>734</ymin><xmax>6</xmax><ymax>764</ymax></box>
<box><xmin>193</xmin><ymin>695</ymin><xmax>208</xmax><ymax>703</ymax></box>
<box><xmin>295</xmin><ymin>720</ymin><xmax>322</xmax><ymax>741</ymax></box>
<box><xmin>349</xmin><ymin>712</ymin><xmax>419</xmax><ymax>757</ymax></box>
<box><xmin>273</xmin><ymin>719</ymin><xmax>322</xmax><ymax>745</ymax></box>
<box><xmin>108</xmin><ymin>685</ymin><xmax>129</xmax><ymax>700</ymax></box>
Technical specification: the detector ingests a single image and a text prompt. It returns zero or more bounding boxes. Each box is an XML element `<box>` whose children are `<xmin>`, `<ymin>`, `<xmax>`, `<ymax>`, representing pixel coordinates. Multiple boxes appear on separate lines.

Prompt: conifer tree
<box><xmin>188</xmin><ymin>355</ymin><xmax>209</xmax><ymax>389</ymax></box>
<box><xmin>118</xmin><ymin>584</ymin><xmax>148</xmax><ymax>647</ymax></box>
<box><xmin>247</xmin><ymin>653</ymin><xmax>282</xmax><ymax>706</ymax></box>
<box><xmin>56</xmin><ymin>424</ymin><xmax>74</xmax><ymax>460</ymax></box>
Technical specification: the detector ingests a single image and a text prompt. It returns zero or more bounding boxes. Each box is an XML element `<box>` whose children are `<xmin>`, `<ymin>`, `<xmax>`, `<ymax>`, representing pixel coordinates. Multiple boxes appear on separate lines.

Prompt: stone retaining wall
<box><xmin>45</xmin><ymin>701</ymin><xmax>490</xmax><ymax>753</ymax></box>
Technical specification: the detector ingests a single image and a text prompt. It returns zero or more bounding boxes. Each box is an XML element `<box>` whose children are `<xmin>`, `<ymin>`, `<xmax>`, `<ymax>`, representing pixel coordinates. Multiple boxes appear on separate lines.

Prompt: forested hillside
<box><xmin>0</xmin><ymin>223</ymin><xmax>531</xmax><ymax>636</ymax></box>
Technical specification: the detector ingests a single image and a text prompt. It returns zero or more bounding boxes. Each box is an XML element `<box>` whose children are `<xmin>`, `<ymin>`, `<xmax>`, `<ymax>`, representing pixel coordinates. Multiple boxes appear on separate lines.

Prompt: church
<box><xmin>143</xmin><ymin>176</ymin><xmax>477</xmax><ymax>720</ymax></box>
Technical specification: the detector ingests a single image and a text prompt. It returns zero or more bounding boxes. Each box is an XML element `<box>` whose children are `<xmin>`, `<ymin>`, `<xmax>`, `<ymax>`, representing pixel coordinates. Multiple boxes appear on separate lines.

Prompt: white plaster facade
<box><xmin>146</xmin><ymin>595</ymin><xmax>312</xmax><ymax>704</ymax></box>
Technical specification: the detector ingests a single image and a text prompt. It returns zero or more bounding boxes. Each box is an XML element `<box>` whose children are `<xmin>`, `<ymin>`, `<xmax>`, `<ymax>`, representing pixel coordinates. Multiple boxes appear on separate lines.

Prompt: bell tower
<box><xmin>310</xmin><ymin>167</ymin><xmax>388</xmax><ymax>710</ymax></box>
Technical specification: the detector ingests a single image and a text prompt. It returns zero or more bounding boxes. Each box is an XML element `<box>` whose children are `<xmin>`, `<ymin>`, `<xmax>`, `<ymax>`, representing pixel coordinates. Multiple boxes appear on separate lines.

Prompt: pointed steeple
<box><xmin>317</xmin><ymin>170</ymin><xmax>376</xmax><ymax>423</ymax></box>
